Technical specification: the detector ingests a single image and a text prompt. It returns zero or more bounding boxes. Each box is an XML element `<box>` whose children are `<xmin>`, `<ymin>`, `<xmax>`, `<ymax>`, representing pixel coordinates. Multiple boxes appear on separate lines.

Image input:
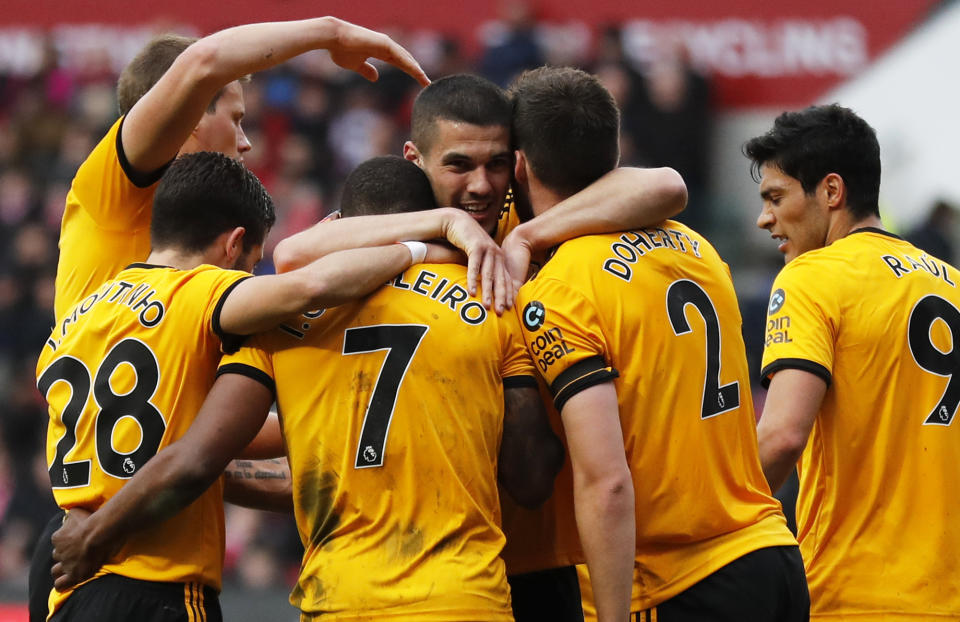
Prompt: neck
<box><xmin>145</xmin><ymin>248</ymin><xmax>215</xmax><ymax>271</ymax></box>
<box><xmin>526</xmin><ymin>176</ymin><xmax>571</xmax><ymax>217</ymax></box>
<box><xmin>826</xmin><ymin>210</ymin><xmax>884</xmax><ymax>246</ymax></box>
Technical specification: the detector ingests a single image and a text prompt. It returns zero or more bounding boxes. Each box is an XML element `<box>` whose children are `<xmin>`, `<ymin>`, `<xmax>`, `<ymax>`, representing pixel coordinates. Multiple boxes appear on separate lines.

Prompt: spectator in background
<box><xmin>479</xmin><ymin>0</ymin><xmax>544</xmax><ymax>87</ymax></box>
<box><xmin>906</xmin><ymin>199</ymin><xmax>957</xmax><ymax>265</ymax></box>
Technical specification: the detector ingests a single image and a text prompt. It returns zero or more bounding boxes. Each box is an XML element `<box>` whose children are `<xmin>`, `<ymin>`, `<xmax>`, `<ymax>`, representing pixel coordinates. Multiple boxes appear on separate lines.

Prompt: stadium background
<box><xmin>0</xmin><ymin>0</ymin><xmax>954</xmax><ymax>618</ymax></box>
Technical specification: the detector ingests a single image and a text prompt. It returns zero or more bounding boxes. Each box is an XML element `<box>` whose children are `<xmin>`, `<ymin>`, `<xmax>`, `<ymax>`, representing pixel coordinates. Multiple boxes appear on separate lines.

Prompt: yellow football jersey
<box><xmin>761</xmin><ymin>228</ymin><xmax>960</xmax><ymax>619</ymax></box>
<box><xmin>55</xmin><ymin>117</ymin><xmax>164</xmax><ymax>318</ymax></box>
<box><xmin>221</xmin><ymin>263</ymin><xmax>535</xmax><ymax>621</ymax></box>
<box><xmin>37</xmin><ymin>263</ymin><xmax>249</xmax><ymax>615</ymax></box>
<box><xmin>494</xmin><ymin>189</ymin><xmax>522</xmax><ymax>245</ymax></box>
<box><xmin>517</xmin><ymin>220</ymin><xmax>796</xmax><ymax>611</ymax></box>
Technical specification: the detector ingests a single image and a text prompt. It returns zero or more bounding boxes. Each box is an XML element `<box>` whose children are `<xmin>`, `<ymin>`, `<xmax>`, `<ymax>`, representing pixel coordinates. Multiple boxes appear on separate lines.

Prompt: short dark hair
<box><xmin>743</xmin><ymin>104</ymin><xmax>881</xmax><ymax>219</ymax></box>
<box><xmin>410</xmin><ymin>74</ymin><xmax>512</xmax><ymax>154</ymax></box>
<box><xmin>117</xmin><ymin>34</ymin><xmax>196</xmax><ymax>116</ymax></box>
<box><xmin>151</xmin><ymin>152</ymin><xmax>275</xmax><ymax>253</ymax></box>
<box><xmin>340</xmin><ymin>156</ymin><xmax>438</xmax><ymax>218</ymax></box>
<box><xmin>116</xmin><ymin>34</ymin><xmax>246</xmax><ymax>117</ymax></box>
<box><xmin>509</xmin><ymin>66</ymin><xmax>620</xmax><ymax>197</ymax></box>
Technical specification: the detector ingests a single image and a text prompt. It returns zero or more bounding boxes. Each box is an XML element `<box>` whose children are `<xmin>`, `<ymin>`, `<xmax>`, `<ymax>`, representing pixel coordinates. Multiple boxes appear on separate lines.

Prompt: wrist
<box><xmin>399</xmin><ymin>241</ymin><xmax>427</xmax><ymax>265</ymax></box>
<box><xmin>511</xmin><ymin>221</ymin><xmax>540</xmax><ymax>252</ymax></box>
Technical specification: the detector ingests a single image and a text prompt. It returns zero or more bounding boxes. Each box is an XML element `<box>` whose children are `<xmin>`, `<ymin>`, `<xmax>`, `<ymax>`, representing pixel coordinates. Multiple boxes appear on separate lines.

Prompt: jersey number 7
<box><xmin>343</xmin><ymin>324</ymin><xmax>428</xmax><ymax>468</ymax></box>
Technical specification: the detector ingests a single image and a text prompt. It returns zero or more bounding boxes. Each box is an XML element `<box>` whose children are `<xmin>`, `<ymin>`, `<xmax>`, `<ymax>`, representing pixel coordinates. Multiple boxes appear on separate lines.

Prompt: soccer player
<box><xmin>40</xmin><ymin>151</ymin><xmax>465</xmax><ymax>621</ymax></box>
<box><xmin>31</xmin><ymin>19</ymin><xmax>431</xmax><ymax>622</ymax></box>
<box><xmin>274</xmin><ymin>72</ymin><xmax>688</xmax><ymax>622</ymax></box>
<box><xmin>745</xmin><ymin>104</ymin><xmax>960</xmax><ymax>619</ymax></box>
<box><xmin>511</xmin><ymin>67</ymin><xmax>807</xmax><ymax>622</ymax></box>
<box><xmin>49</xmin><ymin>155</ymin><xmax>564</xmax><ymax>621</ymax></box>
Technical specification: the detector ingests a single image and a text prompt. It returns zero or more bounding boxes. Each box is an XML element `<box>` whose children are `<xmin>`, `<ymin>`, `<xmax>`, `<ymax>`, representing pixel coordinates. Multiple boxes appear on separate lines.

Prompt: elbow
<box><xmin>656</xmin><ymin>167</ymin><xmax>688</xmax><ymax>218</ymax></box>
<box><xmin>176</xmin><ymin>38</ymin><xmax>224</xmax><ymax>90</ymax></box>
<box><xmin>272</xmin><ymin>239</ymin><xmax>298</xmax><ymax>274</ymax></box>
<box><xmin>578</xmin><ymin>468</ymin><xmax>634</xmax><ymax>514</ymax></box>
<box><xmin>759</xmin><ymin>425</ymin><xmax>808</xmax><ymax>468</ymax></box>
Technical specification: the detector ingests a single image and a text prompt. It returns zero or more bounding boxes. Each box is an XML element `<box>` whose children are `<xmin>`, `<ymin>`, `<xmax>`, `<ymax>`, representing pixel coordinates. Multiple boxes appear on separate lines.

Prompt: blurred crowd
<box><xmin>0</xmin><ymin>9</ymin><xmax>728</xmax><ymax>596</ymax></box>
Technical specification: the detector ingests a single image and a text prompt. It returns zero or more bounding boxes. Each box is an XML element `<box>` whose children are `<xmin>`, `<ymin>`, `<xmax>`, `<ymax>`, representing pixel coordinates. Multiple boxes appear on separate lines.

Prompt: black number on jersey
<box><xmin>666</xmin><ymin>279</ymin><xmax>740</xmax><ymax>419</ymax></box>
<box><xmin>38</xmin><ymin>357</ymin><xmax>92</xmax><ymax>488</ymax></box>
<box><xmin>343</xmin><ymin>324</ymin><xmax>428</xmax><ymax>468</ymax></box>
<box><xmin>36</xmin><ymin>338</ymin><xmax>167</xmax><ymax>487</ymax></box>
<box><xmin>908</xmin><ymin>295</ymin><xmax>960</xmax><ymax>425</ymax></box>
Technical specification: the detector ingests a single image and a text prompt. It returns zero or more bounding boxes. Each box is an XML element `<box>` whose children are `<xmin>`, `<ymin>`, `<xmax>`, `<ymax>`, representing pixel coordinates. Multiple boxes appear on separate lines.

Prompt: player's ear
<box><xmin>514</xmin><ymin>150</ymin><xmax>528</xmax><ymax>185</ymax></box>
<box><xmin>822</xmin><ymin>173</ymin><xmax>846</xmax><ymax>211</ymax></box>
<box><xmin>403</xmin><ymin>141</ymin><xmax>423</xmax><ymax>167</ymax></box>
<box><xmin>225</xmin><ymin>227</ymin><xmax>247</xmax><ymax>262</ymax></box>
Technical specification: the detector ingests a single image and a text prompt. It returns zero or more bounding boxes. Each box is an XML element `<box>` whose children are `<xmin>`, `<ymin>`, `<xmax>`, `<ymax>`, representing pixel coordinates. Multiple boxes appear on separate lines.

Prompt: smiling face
<box><xmin>756</xmin><ymin>164</ymin><xmax>831</xmax><ymax>263</ymax></box>
<box><xmin>404</xmin><ymin>119</ymin><xmax>512</xmax><ymax>235</ymax></box>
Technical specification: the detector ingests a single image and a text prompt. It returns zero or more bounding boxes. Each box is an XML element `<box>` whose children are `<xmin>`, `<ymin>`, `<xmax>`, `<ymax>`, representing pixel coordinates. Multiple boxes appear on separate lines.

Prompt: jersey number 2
<box><xmin>908</xmin><ymin>294</ymin><xmax>960</xmax><ymax>425</ymax></box>
<box><xmin>666</xmin><ymin>279</ymin><xmax>740</xmax><ymax>419</ymax></box>
<box><xmin>37</xmin><ymin>338</ymin><xmax>166</xmax><ymax>488</ymax></box>
<box><xmin>343</xmin><ymin>324</ymin><xmax>428</xmax><ymax>468</ymax></box>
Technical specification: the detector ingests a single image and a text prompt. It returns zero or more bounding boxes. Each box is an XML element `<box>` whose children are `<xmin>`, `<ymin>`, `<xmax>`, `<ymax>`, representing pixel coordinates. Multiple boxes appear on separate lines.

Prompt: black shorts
<box><xmin>49</xmin><ymin>573</ymin><xmax>221</xmax><ymax>622</ymax></box>
<box><xmin>29</xmin><ymin>510</ymin><xmax>63</xmax><ymax>622</ymax></box>
<box><xmin>634</xmin><ymin>545</ymin><xmax>809</xmax><ymax>622</ymax></box>
<box><xmin>509</xmin><ymin>565</ymin><xmax>584</xmax><ymax>622</ymax></box>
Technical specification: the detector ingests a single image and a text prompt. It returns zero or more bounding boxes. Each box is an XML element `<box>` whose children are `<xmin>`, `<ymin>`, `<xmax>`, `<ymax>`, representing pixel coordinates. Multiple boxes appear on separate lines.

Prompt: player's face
<box><xmin>756</xmin><ymin>164</ymin><xmax>829</xmax><ymax>263</ymax></box>
<box><xmin>408</xmin><ymin>120</ymin><xmax>512</xmax><ymax>236</ymax></box>
<box><xmin>190</xmin><ymin>81</ymin><xmax>252</xmax><ymax>161</ymax></box>
<box><xmin>233</xmin><ymin>243</ymin><xmax>264</xmax><ymax>274</ymax></box>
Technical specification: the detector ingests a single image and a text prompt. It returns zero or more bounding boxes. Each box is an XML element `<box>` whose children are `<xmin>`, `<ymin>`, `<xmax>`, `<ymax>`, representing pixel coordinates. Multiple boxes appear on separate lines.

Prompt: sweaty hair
<box><xmin>509</xmin><ymin>66</ymin><xmax>620</xmax><ymax>197</ymax></box>
<box><xmin>410</xmin><ymin>74</ymin><xmax>512</xmax><ymax>154</ymax></box>
<box><xmin>151</xmin><ymin>152</ymin><xmax>275</xmax><ymax>253</ymax></box>
<box><xmin>743</xmin><ymin>104</ymin><xmax>881</xmax><ymax>219</ymax></box>
<box><xmin>340</xmin><ymin>156</ymin><xmax>438</xmax><ymax>218</ymax></box>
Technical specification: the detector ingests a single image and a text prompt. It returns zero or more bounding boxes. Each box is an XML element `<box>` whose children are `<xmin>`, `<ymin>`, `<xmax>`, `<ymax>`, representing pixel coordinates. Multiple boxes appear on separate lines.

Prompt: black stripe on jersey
<box><xmin>115</xmin><ymin>115</ymin><xmax>174</xmax><ymax>188</ymax></box>
<box><xmin>847</xmin><ymin>226</ymin><xmax>902</xmax><ymax>241</ymax></box>
<box><xmin>503</xmin><ymin>375</ymin><xmax>537</xmax><ymax>389</ymax></box>
<box><xmin>760</xmin><ymin>358</ymin><xmax>832</xmax><ymax>389</ymax></box>
<box><xmin>212</xmin><ymin>276</ymin><xmax>254</xmax><ymax>354</ymax></box>
<box><xmin>218</xmin><ymin>362</ymin><xmax>276</xmax><ymax>398</ymax></box>
<box><xmin>550</xmin><ymin>355</ymin><xmax>619</xmax><ymax>412</ymax></box>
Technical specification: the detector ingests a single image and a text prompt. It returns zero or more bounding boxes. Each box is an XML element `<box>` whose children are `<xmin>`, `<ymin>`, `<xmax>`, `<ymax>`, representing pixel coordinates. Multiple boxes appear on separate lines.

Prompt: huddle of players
<box><xmin>34</xmin><ymin>13</ymin><xmax>960</xmax><ymax>622</ymax></box>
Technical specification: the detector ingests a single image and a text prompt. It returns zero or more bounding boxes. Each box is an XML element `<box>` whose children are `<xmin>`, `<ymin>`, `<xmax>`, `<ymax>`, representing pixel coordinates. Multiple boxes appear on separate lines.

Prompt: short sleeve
<box><xmin>516</xmin><ymin>277</ymin><xmax>618</xmax><ymax>411</ymax></box>
<box><xmin>219</xmin><ymin>333</ymin><xmax>276</xmax><ymax>398</ymax></box>
<box><xmin>760</xmin><ymin>261</ymin><xmax>836</xmax><ymax>388</ymax></box>
<box><xmin>497</xmin><ymin>305</ymin><xmax>536</xmax><ymax>384</ymax></box>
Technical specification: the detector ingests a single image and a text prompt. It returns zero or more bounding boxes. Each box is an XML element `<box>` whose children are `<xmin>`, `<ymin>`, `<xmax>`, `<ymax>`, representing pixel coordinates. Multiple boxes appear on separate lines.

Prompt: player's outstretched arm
<box><xmin>273</xmin><ymin>207</ymin><xmax>513</xmax><ymax>312</ymax></box>
<box><xmin>502</xmin><ymin>167</ymin><xmax>687</xmax><ymax>283</ymax></box>
<box><xmin>561</xmin><ymin>382</ymin><xmax>634</xmax><ymax>622</ymax></box>
<box><xmin>499</xmin><ymin>386</ymin><xmax>565</xmax><ymax>508</ymax></box>
<box><xmin>757</xmin><ymin>369</ymin><xmax>826</xmax><ymax>492</ymax></box>
<box><xmin>123</xmin><ymin>16</ymin><xmax>428</xmax><ymax>172</ymax></box>
<box><xmin>50</xmin><ymin>373</ymin><xmax>273</xmax><ymax>590</ymax></box>
<box><xmin>220</xmin><ymin>244</ymin><xmax>414</xmax><ymax>336</ymax></box>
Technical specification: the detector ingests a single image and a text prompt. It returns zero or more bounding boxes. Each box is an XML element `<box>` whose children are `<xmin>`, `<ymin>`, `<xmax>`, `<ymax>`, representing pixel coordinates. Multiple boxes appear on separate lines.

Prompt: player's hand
<box><xmin>51</xmin><ymin>507</ymin><xmax>113</xmax><ymax>590</ymax></box>
<box><xmin>441</xmin><ymin>211</ymin><xmax>515</xmax><ymax>314</ymax></box>
<box><xmin>501</xmin><ymin>229</ymin><xmax>535</xmax><ymax>289</ymax></box>
<box><xmin>323</xmin><ymin>17</ymin><xmax>430</xmax><ymax>86</ymax></box>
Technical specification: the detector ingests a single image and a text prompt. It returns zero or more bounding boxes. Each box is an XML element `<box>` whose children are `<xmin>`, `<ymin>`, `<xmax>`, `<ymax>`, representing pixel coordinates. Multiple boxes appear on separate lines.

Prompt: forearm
<box><xmin>83</xmin><ymin>445</ymin><xmax>224</xmax><ymax>552</ymax></box>
<box><xmin>223</xmin><ymin>459</ymin><xmax>293</xmax><ymax>514</ymax></box>
<box><xmin>274</xmin><ymin>208</ymin><xmax>458</xmax><ymax>272</ymax></box>
<box><xmin>512</xmin><ymin>167</ymin><xmax>687</xmax><ymax>251</ymax></box>
<box><xmin>575</xmin><ymin>477</ymin><xmax>635</xmax><ymax>622</ymax></box>
<box><xmin>757</xmin><ymin>425</ymin><xmax>804</xmax><ymax>493</ymax></box>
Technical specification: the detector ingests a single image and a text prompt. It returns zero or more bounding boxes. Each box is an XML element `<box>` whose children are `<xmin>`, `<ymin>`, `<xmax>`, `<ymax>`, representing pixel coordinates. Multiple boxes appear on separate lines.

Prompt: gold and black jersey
<box><xmin>517</xmin><ymin>220</ymin><xmax>795</xmax><ymax>611</ymax></box>
<box><xmin>762</xmin><ymin>228</ymin><xmax>960</xmax><ymax>619</ymax></box>
<box><xmin>494</xmin><ymin>189</ymin><xmax>521</xmax><ymax>245</ymax></box>
<box><xmin>37</xmin><ymin>263</ymin><xmax>249</xmax><ymax>615</ymax></box>
<box><xmin>221</xmin><ymin>263</ymin><xmax>534</xmax><ymax>621</ymax></box>
<box><xmin>55</xmin><ymin>116</ymin><xmax>167</xmax><ymax>318</ymax></box>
